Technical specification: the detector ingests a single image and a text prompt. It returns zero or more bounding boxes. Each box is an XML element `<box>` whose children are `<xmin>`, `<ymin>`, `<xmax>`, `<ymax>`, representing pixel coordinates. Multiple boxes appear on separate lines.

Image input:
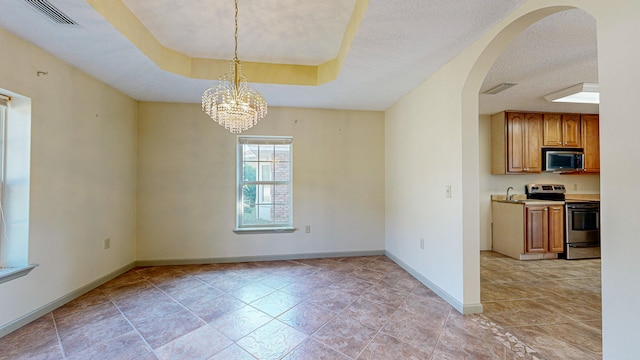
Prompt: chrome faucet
<box><xmin>506</xmin><ymin>186</ymin><xmax>514</xmax><ymax>201</ymax></box>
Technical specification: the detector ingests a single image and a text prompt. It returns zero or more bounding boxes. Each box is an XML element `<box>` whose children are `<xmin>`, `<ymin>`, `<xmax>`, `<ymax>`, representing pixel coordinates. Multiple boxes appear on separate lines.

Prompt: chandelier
<box><xmin>202</xmin><ymin>0</ymin><xmax>267</xmax><ymax>134</ymax></box>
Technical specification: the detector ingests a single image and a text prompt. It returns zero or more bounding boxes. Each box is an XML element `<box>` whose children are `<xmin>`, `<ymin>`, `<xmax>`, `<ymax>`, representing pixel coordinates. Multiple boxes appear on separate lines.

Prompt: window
<box><xmin>0</xmin><ymin>92</ymin><xmax>36</xmax><ymax>284</ymax></box>
<box><xmin>237</xmin><ymin>136</ymin><xmax>292</xmax><ymax>231</ymax></box>
<box><xmin>0</xmin><ymin>97</ymin><xmax>7</xmax><ymax>269</ymax></box>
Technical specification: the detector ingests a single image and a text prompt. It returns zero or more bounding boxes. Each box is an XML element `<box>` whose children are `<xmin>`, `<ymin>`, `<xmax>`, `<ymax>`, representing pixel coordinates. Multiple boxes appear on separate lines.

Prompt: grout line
<box><xmin>356</xmin><ymin>293</ymin><xmax>410</xmax><ymax>359</ymax></box>
<box><xmin>50</xmin><ymin>312</ymin><xmax>66</xmax><ymax>359</ymax></box>
<box><xmin>106</xmin><ymin>280</ymin><xmax>163</xmax><ymax>358</ymax></box>
<box><xmin>428</xmin><ymin>307</ymin><xmax>454</xmax><ymax>360</ymax></box>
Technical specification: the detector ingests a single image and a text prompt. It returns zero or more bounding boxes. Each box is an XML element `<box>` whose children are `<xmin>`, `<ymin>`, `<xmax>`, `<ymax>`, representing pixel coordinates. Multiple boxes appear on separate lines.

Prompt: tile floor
<box><xmin>0</xmin><ymin>253</ymin><xmax>601</xmax><ymax>359</ymax></box>
<box><xmin>480</xmin><ymin>251</ymin><xmax>602</xmax><ymax>359</ymax></box>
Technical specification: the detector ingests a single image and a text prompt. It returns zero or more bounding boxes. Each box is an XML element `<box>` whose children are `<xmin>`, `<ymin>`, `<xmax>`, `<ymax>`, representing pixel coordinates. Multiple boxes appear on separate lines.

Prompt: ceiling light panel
<box><xmin>544</xmin><ymin>83</ymin><xmax>599</xmax><ymax>104</ymax></box>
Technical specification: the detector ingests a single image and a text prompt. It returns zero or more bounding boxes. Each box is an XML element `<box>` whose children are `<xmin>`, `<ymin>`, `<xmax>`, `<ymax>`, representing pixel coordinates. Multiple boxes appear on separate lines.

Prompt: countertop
<box><xmin>494</xmin><ymin>199</ymin><xmax>565</xmax><ymax>206</ymax></box>
<box><xmin>491</xmin><ymin>193</ymin><xmax>600</xmax><ymax>206</ymax></box>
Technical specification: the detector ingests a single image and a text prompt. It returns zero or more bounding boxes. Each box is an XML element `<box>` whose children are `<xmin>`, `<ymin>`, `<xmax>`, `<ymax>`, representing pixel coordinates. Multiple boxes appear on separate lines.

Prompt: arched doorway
<box><xmin>462</xmin><ymin>4</ymin><xmax>602</xmax><ymax>358</ymax></box>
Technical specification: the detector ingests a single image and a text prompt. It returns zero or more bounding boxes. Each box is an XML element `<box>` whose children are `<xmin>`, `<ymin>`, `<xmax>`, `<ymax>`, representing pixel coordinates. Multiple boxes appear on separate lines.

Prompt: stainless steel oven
<box><xmin>565</xmin><ymin>200</ymin><xmax>600</xmax><ymax>259</ymax></box>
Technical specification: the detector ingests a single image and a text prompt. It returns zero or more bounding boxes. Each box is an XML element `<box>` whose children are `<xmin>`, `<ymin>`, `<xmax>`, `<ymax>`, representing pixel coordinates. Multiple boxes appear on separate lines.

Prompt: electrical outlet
<box><xmin>573</xmin><ymin>183</ymin><xmax>578</xmax><ymax>191</ymax></box>
<box><xmin>104</xmin><ymin>238</ymin><xmax>110</xmax><ymax>249</ymax></box>
<box><xmin>420</xmin><ymin>238</ymin><xmax>424</xmax><ymax>249</ymax></box>
<box><xmin>305</xmin><ymin>225</ymin><xmax>311</xmax><ymax>233</ymax></box>
<box><xmin>445</xmin><ymin>185</ymin><xmax>452</xmax><ymax>198</ymax></box>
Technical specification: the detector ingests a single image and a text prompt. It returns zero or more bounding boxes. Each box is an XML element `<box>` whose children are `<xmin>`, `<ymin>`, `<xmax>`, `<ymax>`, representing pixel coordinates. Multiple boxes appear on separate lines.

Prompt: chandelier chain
<box><xmin>232</xmin><ymin>0</ymin><xmax>239</xmax><ymax>88</ymax></box>
<box><xmin>234</xmin><ymin>0</ymin><xmax>239</xmax><ymax>61</ymax></box>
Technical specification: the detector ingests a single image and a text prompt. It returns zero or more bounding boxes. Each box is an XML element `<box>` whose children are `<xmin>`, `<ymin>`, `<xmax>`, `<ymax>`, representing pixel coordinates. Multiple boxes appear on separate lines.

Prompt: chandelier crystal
<box><xmin>202</xmin><ymin>0</ymin><xmax>267</xmax><ymax>134</ymax></box>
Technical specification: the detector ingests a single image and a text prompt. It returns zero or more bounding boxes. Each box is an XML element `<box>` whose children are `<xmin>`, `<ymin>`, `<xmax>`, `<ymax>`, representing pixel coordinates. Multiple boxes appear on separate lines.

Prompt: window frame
<box><xmin>0</xmin><ymin>102</ymin><xmax>6</xmax><ymax>268</ymax></box>
<box><xmin>235</xmin><ymin>136</ymin><xmax>293</xmax><ymax>232</ymax></box>
<box><xmin>0</xmin><ymin>96</ymin><xmax>37</xmax><ymax>283</ymax></box>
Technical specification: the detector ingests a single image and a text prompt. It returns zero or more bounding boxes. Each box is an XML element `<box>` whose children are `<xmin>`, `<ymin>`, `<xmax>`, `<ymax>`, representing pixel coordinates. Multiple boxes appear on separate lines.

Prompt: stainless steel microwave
<box><xmin>542</xmin><ymin>148</ymin><xmax>585</xmax><ymax>172</ymax></box>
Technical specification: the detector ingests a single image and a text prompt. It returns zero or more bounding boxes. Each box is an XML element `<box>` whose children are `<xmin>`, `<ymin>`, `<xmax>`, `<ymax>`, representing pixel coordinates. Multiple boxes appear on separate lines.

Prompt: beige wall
<box><xmin>385</xmin><ymin>68</ymin><xmax>467</xmax><ymax>310</ymax></box>
<box><xmin>478</xmin><ymin>114</ymin><xmax>600</xmax><ymax>250</ymax></box>
<box><xmin>137</xmin><ymin>104</ymin><xmax>385</xmax><ymax>261</ymax></box>
<box><xmin>0</xmin><ymin>28</ymin><xmax>137</xmax><ymax>328</ymax></box>
<box><xmin>595</xmin><ymin>0</ymin><xmax>640</xmax><ymax>356</ymax></box>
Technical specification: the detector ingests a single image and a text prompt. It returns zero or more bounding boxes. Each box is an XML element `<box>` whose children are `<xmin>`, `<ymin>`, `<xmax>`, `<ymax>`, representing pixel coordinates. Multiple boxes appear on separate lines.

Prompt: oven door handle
<box><xmin>568</xmin><ymin>243</ymin><xmax>600</xmax><ymax>248</ymax></box>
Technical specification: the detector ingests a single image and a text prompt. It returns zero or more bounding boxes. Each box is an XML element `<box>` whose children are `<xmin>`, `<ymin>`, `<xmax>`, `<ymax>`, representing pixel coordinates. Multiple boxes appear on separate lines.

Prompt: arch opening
<box><xmin>461</xmin><ymin>0</ymin><xmax>601</xmax><ymax>350</ymax></box>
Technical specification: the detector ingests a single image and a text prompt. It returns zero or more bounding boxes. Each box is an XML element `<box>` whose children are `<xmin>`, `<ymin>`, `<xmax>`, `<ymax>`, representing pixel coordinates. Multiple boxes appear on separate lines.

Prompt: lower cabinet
<box><xmin>525</xmin><ymin>205</ymin><xmax>564</xmax><ymax>254</ymax></box>
<box><xmin>492</xmin><ymin>201</ymin><xmax>564</xmax><ymax>260</ymax></box>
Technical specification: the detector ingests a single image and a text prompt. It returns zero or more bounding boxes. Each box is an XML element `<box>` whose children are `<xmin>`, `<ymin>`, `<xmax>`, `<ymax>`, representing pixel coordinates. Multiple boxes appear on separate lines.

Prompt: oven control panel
<box><xmin>526</xmin><ymin>184</ymin><xmax>566</xmax><ymax>194</ymax></box>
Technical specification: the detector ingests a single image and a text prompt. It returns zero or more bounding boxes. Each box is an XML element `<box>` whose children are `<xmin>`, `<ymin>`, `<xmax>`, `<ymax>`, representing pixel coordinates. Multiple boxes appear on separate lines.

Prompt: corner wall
<box><xmin>595</xmin><ymin>0</ymin><xmax>640</xmax><ymax>356</ymax></box>
<box><xmin>0</xmin><ymin>27</ymin><xmax>137</xmax><ymax>328</ymax></box>
<box><xmin>385</xmin><ymin>67</ymin><xmax>467</xmax><ymax>310</ymax></box>
<box><xmin>136</xmin><ymin>104</ymin><xmax>385</xmax><ymax>261</ymax></box>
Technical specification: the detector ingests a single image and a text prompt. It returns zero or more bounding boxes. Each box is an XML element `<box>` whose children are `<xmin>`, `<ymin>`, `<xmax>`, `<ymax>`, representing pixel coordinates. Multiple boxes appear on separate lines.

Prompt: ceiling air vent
<box><xmin>483</xmin><ymin>83</ymin><xmax>517</xmax><ymax>95</ymax></box>
<box><xmin>24</xmin><ymin>0</ymin><xmax>78</xmax><ymax>25</ymax></box>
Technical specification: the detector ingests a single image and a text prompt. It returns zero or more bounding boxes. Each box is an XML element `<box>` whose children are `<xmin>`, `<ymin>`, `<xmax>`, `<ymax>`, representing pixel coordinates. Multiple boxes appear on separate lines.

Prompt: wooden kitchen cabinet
<box><xmin>492</xmin><ymin>201</ymin><xmax>564</xmax><ymax>260</ymax></box>
<box><xmin>581</xmin><ymin>114</ymin><xmax>600</xmax><ymax>173</ymax></box>
<box><xmin>491</xmin><ymin>112</ymin><xmax>542</xmax><ymax>174</ymax></box>
<box><xmin>492</xmin><ymin>110</ymin><xmax>600</xmax><ymax>175</ymax></box>
<box><xmin>543</xmin><ymin>113</ymin><xmax>581</xmax><ymax>148</ymax></box>
<box><xmin>548</xmin><ymin>205</ymin><xmax>565</xmax><ymax>252</ymax></box>
<box><xmin>525</xmin><ymin>205</ymin><xmax>548</xmax><ymax>253</ymax></box>
<box><xmin>525</xmin><ymin>204</ymin><xmax>564</xmax><ymax>254</ymax></box>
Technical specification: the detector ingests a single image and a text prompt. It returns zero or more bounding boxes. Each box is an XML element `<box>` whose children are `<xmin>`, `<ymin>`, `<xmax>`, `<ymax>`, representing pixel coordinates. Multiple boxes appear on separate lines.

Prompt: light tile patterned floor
<box><xmin>0</xmin><ymin>253</ymin><xmax>601</xmax><ymax>359</ymax></box>
<box><xmin>480</xmin><ymin>251</ymin><xmax>602</xmax><ymax>359</ymax></box>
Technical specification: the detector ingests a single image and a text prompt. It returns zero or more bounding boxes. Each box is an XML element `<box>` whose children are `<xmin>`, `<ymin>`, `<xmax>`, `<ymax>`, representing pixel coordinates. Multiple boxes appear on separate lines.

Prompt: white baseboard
<box><xmin>0</xmin><ymin>262</ymin><xmax>136</xmax><ymax>338</ymax></box>
<box><xmin>136</xmin><ymin>250</ymin><xmax>386</xmax><ymax>267</ymax></box>
<box><xmin>385</xmin><ymin>250</ymin><xmax>483</xmax><ymax>315</ymax></box>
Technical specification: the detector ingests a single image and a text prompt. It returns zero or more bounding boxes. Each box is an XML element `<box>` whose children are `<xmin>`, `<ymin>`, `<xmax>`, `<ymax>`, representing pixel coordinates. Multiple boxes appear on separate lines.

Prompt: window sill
<box><xmin>234</xmin><ymin>227</ymin><xmax>297</xmax><ymax>234</ymax></box>
<box><xmin>0</xmin><ymin>264</ymin><xmax>38</xmax><ymax>285</ymax></box>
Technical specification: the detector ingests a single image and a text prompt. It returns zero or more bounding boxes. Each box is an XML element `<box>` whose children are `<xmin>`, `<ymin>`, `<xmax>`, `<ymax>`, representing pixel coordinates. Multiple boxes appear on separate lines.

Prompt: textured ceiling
<box><xmin>0</xmin><ymin>0</ymin><xmax>597</xmax><ymax>114</ymax></box>
<box><xmin>480</xmin><ymin>9</ymin><xmax>598</xmax><ymax>115</ymax></box>
<box><xmin>121</xmin><ymin>0</ymin><xmax>356</xmax><ymax>65</ymax></box>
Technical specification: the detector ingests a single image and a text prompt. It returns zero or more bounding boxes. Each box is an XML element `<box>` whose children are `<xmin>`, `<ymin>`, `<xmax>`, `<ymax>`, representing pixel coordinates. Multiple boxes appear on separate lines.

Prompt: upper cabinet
<box><xmin>492</xmin><ymin>112</ymin><xmax>542</xmax><ymax>174</ymax></box>
<box><xmin>543</xmin><ymin>113</ymin><xmax>581</xmax><ymax>148</ymax></box>
<box><xmin>492</xmin><ymin>111</ymin><xmax>600</xmax><ymax>175</ymax></box>
<box><xmin>581</xmin><ymin>114</ymin><xmax>600</xmax><ymax>173</ymax></box>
